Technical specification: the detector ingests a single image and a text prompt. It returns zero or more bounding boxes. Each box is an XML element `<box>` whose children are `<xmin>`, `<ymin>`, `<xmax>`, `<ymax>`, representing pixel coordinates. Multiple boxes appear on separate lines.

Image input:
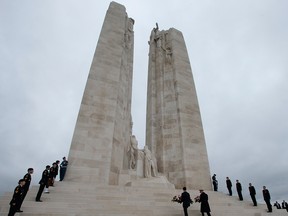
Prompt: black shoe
<box><xmin>16</xmin><ymin>210</ymin><xmax>23</xmax><ymax>212</ymax></box>
<box><xmin>36</xmin><ymin>200</ymin><xmax>43</xmax><ymax>202</ymax></box>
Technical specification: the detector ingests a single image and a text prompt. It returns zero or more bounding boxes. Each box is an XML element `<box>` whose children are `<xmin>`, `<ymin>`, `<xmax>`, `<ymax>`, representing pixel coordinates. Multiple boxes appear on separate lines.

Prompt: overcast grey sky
<box><xmin>0</xmin><ymin>0</ymin><xmax>287</xmax><ymax>203</ymax></box>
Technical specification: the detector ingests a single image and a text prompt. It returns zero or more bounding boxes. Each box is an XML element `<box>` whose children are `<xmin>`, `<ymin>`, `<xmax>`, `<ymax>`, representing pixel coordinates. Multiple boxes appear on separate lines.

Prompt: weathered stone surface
<box><xmin>66</xmin><ymin>1</ymin><xmax>134</xmax><ymax>185</ymax></box>
<box><xmin>146</xmin><ymin>27</ymin><xmax>211</xmax><ymax>190</ymax></box>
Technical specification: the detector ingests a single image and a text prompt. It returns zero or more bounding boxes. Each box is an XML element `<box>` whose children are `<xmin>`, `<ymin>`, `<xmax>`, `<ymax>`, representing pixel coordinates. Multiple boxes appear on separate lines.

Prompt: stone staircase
<box><xmin>0</xmin><ymin>179</ymin><xmax>287</xmax><ymax>216</ymax></box>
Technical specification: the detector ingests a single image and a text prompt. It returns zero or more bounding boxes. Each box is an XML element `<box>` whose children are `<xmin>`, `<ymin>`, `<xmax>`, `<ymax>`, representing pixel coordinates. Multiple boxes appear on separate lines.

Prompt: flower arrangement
<box><xmin>171</xmin><ymin>195</ymin><xmax>194</xmax><ymax>204</ymax></box>
<box><xmin>171</xmin><ymin>195</ymin><xmax>182</xmax><ymax>203</ymax></box>
<box><xmin>194</xmin><ymin>196</ymin><xmax>200</xmax><ymax>203</ymax></box>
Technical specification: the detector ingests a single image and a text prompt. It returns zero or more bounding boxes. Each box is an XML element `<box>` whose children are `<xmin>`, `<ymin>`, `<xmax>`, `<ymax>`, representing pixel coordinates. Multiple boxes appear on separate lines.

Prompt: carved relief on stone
<box><xmin>124</xmin><ymin>17</ymin><xmax>134</xmax><ymax>49</ymax></box>
<box><xmin>143</xmin><ymin>145</ymin><xmax>158</xmax><ymax>178</ymax></box>
<box><xmin>127</xmin><ymin>135</ymin><xmax>138</xmax><ymax>169</ymax></box>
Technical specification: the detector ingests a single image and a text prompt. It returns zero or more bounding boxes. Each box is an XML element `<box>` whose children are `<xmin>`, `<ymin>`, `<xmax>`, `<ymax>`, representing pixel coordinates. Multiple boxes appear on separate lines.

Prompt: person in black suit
<box><xmin>35</xmin><ymin>165</ymin><xmax>50</xmax><ymax>202</ymax></box>
<box><xmin>226</xmin><ymin>177</ymin><xmax>232</xmax><ymax>196</ymax></box>
<box><xmin>262</xmin><ymin>186</ymin><xmax>272</xmax><ymax>212</ymax></box>
<box><xmin>236</xmin><ymin>180</ymin><xmax>243</xmax><ymax>200</ymax></box>
<box><xmin>199</xmin><ymin>189</ymin><xmax>211</xmax><ymax>216</ymax></box>
<box><xmin>181</xmin><ymin>187</ymin><xmax>191</xmax><ymax>216</ymax></box>
<box><xmin>248</xmin><ymin>183</ymin><xmax>257</xmax><ymax>206</ymax></box>
<box><xmin>8</xmin><ymin>179</ymin><xmax>25</xmax><ymax>216</ymax></box>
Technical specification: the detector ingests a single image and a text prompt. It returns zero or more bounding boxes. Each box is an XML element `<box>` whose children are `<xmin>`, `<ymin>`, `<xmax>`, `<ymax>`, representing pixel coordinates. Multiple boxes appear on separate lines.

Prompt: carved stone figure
<box><xmin>127</xmin><ymin>135</ymin><xmax>138</xmax><ymax>169</ymax></box>
<box><xmin>143</xmin><ymin>145</ymin><xmax>158</xmax><ymax>178</ymax></box>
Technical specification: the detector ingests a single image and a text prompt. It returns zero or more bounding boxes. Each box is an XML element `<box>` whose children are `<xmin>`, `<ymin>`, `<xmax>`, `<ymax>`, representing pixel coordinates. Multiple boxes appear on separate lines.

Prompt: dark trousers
<box><xmin>227</xmin><ymin>187</ymin><xmax>232</xmax><ymax>196</ymax></box>
<box><xmin>212</xmin><ymin>182</ymin><xmax>218</xmax><ymax>191</ymax></box>
<box><xmin>265</xmin><ymin>199</ymin><xmax>272</xmax><ymax>212</ymax></box>
<box><xmin>250</xmin><ymin>194</ymin><xmax>257</xmax><ymax>206</ymax></box>
<box><xmin>59</xmin><ymin>168</ymin><xmax>67</xmax><ymax>181</ymax></box>
<box><xmin>237</xmin><ymin>190</ymin><xmax>243</xmax><ymax>200</ymax></box>
<box><xmin>8</xmin><ymin>204</ymin><xmax>17</xmax><ymax>216</ymax></box>
<box><xmin>36</xmin><ymin>183</ymin><xmax>45</xmax><ymax>201</ymax></box>
<box><xmin>17</xmin><ymin>188</ymin><xmax>28</xmax><ymax>210</ymax></box>
<box><xmin>183</xmin><ymin>206</ymin><xmax>188</xmax><ymax>216</ymax></box>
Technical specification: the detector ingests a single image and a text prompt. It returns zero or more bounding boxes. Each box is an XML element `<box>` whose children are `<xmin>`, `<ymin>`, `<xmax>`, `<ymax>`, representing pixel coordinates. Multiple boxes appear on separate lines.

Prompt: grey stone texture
<box><xmin>66</xmin><ymin>1</ymin><xmax>211</xmax><ymax>190</ymax></box>
<box><xmin>146</xmin><ymin>26</ymin><xmax>212</xmax><ymax>190</ymax></box>
<box><xmin>66</xmin><ymin>1</ymin><xmax>134</xmax><ymax>185</ymax></box>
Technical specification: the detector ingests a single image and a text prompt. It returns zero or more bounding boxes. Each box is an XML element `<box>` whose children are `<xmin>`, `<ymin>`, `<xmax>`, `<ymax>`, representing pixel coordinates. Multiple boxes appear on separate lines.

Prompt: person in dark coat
<box><xmin>199</xmin><ymin>189</ymin><xmax>211</xmax><ymax>216</ymax></box>
<box><xmin>35</xmin><ymin>165</ymin><xmax>50</xmax><ymax>202</ymax></box>
<box><xmin>226</xmin><ymin>177</ymin><xmax>232</xmax><ymax>196</ymax></box>
<box><xmin>248</xmin><ymin>183</ymin><xmax>257</xmax><ymax>206</ymax></box>
<box><xmin>236</xmin><ymin>180</ymin><xmax>243</xmax><ymax>201</ymax></box>
<box><xmin>212</xmin><ymin>174</ymin><xmax>218</xmax><ymax>191</ymax></box>
<box><xmin>282</xmin><ymin>200</ymin><xmax>288</xmax><ymax>212</ymax></box>
<box><xmin>54</xmin><ymin>160</ymin><xmax>60</xmax><ymax>180</ymax></box>
<box><xmin>181</xmin><ymin>187</ymin><xmax>192</xmax><ymax>216</ymax></box>
<box><xmin>60</xmin><ymin>157</ymin><xmax>68</xmax><ymax>181</ymax></box>
<box><xmin>48</xmin><ymin>162</ymin><xmax>57</xmax><ymax>186</ymax></box>
<box><xmin>8</xmin><ymin>179</ymin><xmax>25</xmax><ymax>216</ymax></box>
<box><xmin>274</xmin><ymin>201</ymin><xmax>281</xmax><ymax>209</ymax></box>
<box><xmin>17</xmin><ymin>168</ymin><xmax>34</xmax><ymax>212</ymax></box>
<box><xmin>262</xmin><ymin>186</ymin><xmax>272</xmax><ymax>212</ymax></box>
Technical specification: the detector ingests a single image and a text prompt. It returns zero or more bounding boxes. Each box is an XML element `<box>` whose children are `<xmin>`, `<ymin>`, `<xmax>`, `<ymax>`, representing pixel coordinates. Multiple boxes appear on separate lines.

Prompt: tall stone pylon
<box><xmin>146</xmin><ymin>26</ymin><xmax>212</xmax><ymax>190</ymax></box>
<box><xmin>66</xmin><ymin>1</ymin><xmax>134</xmax><ymax>185</ymax></box>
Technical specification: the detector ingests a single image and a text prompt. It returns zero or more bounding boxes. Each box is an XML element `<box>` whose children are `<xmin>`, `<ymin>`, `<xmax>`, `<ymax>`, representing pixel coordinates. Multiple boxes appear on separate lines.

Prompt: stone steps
<box><xmin>1</xmin><ymin>181</ymin><xmax>287</xmax><ymax>216</ymax></box>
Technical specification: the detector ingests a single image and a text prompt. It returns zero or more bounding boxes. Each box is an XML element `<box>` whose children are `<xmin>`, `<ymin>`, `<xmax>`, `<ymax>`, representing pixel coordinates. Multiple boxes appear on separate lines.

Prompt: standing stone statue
<box><xmin>143</xmin><ymin>145</ymin><xmax>158</xmax><ymax>178</ymax></box>
<box><xmin>127</xmin><ymin>135</ymin><xmax>138</xmax><ymax>169</ymax></box>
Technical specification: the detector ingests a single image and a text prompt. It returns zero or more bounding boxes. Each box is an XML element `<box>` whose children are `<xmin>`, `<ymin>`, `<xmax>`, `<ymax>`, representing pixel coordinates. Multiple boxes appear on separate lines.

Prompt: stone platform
<box><xmin>0</xmin><ymin>179</ymin><xmax>287</xmax><ymax>216</ymax></box>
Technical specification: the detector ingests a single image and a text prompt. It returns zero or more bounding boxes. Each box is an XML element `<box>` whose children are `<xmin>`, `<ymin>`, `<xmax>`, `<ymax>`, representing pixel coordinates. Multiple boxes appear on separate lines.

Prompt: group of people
<box><xmin>212</xmin><ymin>174</ymin><xmax>288</xmax><ymax>213</ymax></box>
<box><xmin>179</xmin><ymin>187</ymin><xmax>211</xmax><ymax>216</ymax></box>
<box><xmin>274</xmin><ymin>200</ymin><xmax>288</xmax><ymax>211</ymax></box>
<box><xmin>8</xmin><ymin>157</ymin><xmax>68</xmax><ymax>216</ymax></box>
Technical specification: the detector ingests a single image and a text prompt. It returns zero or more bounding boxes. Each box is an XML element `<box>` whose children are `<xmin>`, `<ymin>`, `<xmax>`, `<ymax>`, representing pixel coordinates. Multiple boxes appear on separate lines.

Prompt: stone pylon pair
<box><xmin>66</xmin><ymin>1</ymin><xmax>211</xmax><ymax>191</ymax></box>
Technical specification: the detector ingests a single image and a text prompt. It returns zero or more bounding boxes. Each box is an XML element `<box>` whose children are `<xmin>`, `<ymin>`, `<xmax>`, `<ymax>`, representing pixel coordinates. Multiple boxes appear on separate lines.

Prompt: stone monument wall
<box><xmin>146</xmin><ymin>27</ymin><xmax>212</xmax><ymax>190</ymax></box>
<box><xmin>66</xmin><ymin>2</ymin><xmax>134</xmax><ymax>185</ymax></box>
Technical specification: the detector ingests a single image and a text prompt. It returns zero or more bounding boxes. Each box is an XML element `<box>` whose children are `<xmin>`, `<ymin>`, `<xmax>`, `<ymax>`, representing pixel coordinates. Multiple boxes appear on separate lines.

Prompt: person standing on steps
<box><xmin>236</xmin><ymin>180</ymin><xmax>243</xmax><ymax>201</ymax></box>
<box><xmin>8</xmin><ymin>179</ymin><xmax>25</xmax><ymax>216</ymax></box>
<box><xmin>212</xmin><ymin>174</ymin><xmax>218</xmax><ymax>191</ymax></box>
<box><xmin>199</xmin><ymin>189</ymin><xmax>211</xmax><ymax>216</ymax></box>
<box><xmin>262</xmin><ymin>186</ymin><xmax>272</xmax><ymax>213</ymax></box>
<box><xmin>248</xmin><ymin>183</ymin><xmax>257</xmax><ymax>206</ymax></box>
<box><xmin>60</xmin><ymin>157</ymin><xmax>68</xmax><ymax>181</ymax></box>
<box><xmin>35</xmin><ymin>165</ymin><xmax>50</xmax><ymax>202</ymax></box>
<box><xmin>226</xmin><ymin>177</ymin><xmax>232</xmax><ymax>196</ymax></box>
<box><xmin>54</xmin><ymin>160</ymin><xmax>60</xmax><ymax>181</ymax></box>
<box><xmin>180</xmin><ymin>187</ymin><xmax>192</xmax><ymax>216</ymax></box>
<box><xmin>17</xmin><ymin>168</ymin><xmax>34</xmax><ymax>212</ymax></box>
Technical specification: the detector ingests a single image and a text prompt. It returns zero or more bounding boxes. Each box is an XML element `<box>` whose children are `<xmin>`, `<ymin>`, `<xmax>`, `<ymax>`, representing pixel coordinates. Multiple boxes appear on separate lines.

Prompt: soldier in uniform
<box><xmin>211</xmin><ymin>174</ymin><xmax>218</xmax><ymax>191</ymax></box>
<box><xmin>8</xmin><ymin>179</ymin><xmax>25</xmax><ymax>216</ymax></box>
<box><xmin>262</xmin><ymin>186</ymin><xmax>272</xmax><ymax>212</ymax></box>
<box><xmin>17</xmin><ymin>168</ymin><xmax>34</xmax><ymax>212</ymax></box>
<box><xmin>248</xmin><ymin>183</ymin><xmax>257</xmax><ymax>206</ymax></box>
<box><xmin>236</xmin><ymin>180</ymin><xmax>243</xmax><ymax>201</ymax></box>
<box><xmin>54</xmin><ymin>160</ymin><xmax>60</xmax><ymax>180</ymax></box>
<box><xmin>226</xmin><ymin>177</ymin><xmax>232</xmax><ymax>196</ymax></box>
<box><xmin>60</xmin><ymin>157</ymin><xmax>68</xmax><ymax>181</ymax></box>
<box><xmin>48</xmin><ymin>162</ymin><xmax>57</xmax><ymax>187</ymax></box>
<box><xmin>35</xmin><ymin>165</ymin><xmax>50</xmax><ymax>202</ymax></box>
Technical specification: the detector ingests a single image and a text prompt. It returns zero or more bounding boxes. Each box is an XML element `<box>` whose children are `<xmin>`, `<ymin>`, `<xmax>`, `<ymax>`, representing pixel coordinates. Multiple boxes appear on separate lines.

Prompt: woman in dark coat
<box><xmin>199</xmin><ymin>189</ymin><xmax>211</xmax><ymax>216</ymax></box>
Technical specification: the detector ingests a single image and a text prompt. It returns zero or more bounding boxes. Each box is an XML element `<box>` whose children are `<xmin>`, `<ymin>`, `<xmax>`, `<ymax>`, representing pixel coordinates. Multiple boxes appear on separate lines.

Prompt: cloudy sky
<box><xmin>1</xmin><ymin>0</ymin><xmax>287</xmax><ymax>203</ymax></box>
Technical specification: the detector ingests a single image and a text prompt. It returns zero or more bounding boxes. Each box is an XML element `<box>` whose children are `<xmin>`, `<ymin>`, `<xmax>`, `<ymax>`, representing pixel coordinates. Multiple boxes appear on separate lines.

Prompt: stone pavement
<box><xmin>0</xmin><ymin>178</ymin><xmax>286</xmax><ymax>216</ymax></box>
